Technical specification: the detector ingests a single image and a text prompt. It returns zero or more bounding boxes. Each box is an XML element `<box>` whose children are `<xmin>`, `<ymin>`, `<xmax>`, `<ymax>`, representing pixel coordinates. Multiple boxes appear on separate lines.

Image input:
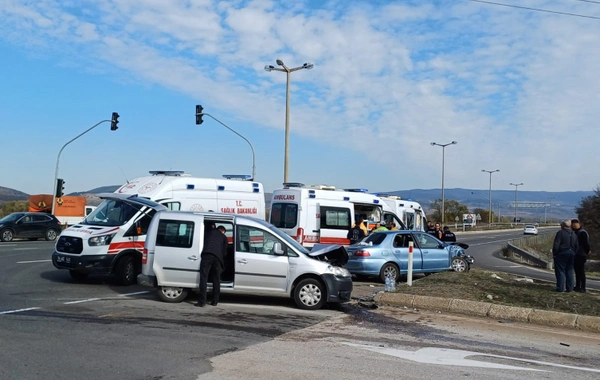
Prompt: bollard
<box><xmin>407</xmin><ymin>241</ymin><xmax>414</xmax><ymax>286</ymax></box>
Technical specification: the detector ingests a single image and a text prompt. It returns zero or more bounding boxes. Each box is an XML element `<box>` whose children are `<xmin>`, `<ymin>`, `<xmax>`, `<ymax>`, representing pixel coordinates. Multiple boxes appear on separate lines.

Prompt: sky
<box><xmin>1</xmin><ymin>0</ymin><xmax>599</xmax><ymax>197</ymax></box>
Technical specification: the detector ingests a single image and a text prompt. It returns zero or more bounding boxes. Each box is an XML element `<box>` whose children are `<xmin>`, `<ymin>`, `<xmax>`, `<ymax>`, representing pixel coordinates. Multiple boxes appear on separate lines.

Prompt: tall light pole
<box><xmin>264</xmin><ymin>60</ymin><xmax>314</xmax><ymax>184</ymax></box>
<box><xmin>51</xmin><ymin>113</ymin><xmax>119</xmax><ymax>215</ymax></box>
<box><xmin>195</xmin><ymin>105</ymin><xmax>256</xmax><ymax>180</ymax></box>
<box><xmin>481</xmin><ymin>169</ymin><xmax>500</xmax><ymax>226</ymax></box>
<box><xmin>431</xmin><ymin>141</ymin><xmax>457</xmax><ymax>224</ymax></box>
<box><xmin>547</xmin><ymin>196</ymin><xmax>556</xmax><ymax>224</ymax></box>
<box><xmin>509</xmin><ymin>182</ymin><xmax>523</xmax><ymax>224</ymax></box>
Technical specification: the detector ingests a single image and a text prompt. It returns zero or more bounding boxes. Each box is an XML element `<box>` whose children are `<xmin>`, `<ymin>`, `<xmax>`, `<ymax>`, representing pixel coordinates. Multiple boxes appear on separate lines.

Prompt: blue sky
<box><xmin>1</xmin><ymin>0</ymin><xmax>599</xmax><ymax>196</ymax></box>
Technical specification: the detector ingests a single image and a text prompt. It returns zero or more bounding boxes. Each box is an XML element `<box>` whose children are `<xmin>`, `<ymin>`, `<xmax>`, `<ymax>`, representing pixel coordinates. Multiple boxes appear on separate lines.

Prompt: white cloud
<box><xmin>1</xmin><ymin>0</ymin><xmax>599</xmax><ymax>192</ymax></box>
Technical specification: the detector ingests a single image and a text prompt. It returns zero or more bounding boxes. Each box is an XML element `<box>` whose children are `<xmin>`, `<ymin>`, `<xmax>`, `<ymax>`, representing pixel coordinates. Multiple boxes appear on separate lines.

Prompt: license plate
<box><xmin>56</xmin><ymin>256</ymin><xmax>71</xmax><ymax>264</ymax></box>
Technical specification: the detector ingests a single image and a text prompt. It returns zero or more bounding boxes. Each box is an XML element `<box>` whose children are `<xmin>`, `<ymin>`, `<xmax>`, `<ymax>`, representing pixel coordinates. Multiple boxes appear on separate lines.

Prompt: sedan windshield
<box><xmin>0</xmin><ymin>213</ymin><xmax>25</xmax><ymax>223</ymax></box>
<box><xmin>82</xmin><ymin>199</ymin><xmax>142</xmax><ymax>227</ymax></box>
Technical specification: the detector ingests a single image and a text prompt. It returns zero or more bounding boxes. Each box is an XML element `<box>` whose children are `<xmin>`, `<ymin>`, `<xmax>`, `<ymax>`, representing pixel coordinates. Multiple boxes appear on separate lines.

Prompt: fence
<box><xmin>506</xmin><ymin>234</ymin><xmax>554</xmax><ymax>270</ymax></box>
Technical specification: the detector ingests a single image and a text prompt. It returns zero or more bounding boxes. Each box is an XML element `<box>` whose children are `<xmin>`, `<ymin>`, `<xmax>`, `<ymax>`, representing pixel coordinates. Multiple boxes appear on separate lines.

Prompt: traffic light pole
<box><xmin>51</xmin><ymin>119</ymin><xmax>111</xmax><ymax>215</ymax></box>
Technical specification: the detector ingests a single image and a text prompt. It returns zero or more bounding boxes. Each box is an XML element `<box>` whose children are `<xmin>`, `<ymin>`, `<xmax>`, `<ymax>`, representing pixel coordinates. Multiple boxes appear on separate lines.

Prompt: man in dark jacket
<box><xmin>442</xmin><ymin>226</ymin><xmax>457</xmax><ymax>242</ymax></box>
<box><xmin>197</xmin><ymin>225</ymin><xmax>228</xmax><ymax>307</ymax></box>
<box><xmin>552</xmin><ymin>220</ymin><xmax>579</xmax><ymax>293</ymax></box>
<box><xmin>347</xmin><ymin>216</ymin><xmax>366</xmax><ymax>245</ymax></box>
<box><xmin>572</xmin><ymin>219</ymin><xmax>591</xmax><ymax>293</ymax></box>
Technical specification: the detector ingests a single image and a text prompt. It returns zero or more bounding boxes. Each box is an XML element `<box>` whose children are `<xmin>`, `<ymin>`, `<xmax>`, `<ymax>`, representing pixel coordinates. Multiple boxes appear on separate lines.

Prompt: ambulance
<box><xmin>268</xmin><ymin>183</ymin><xmax>408</xmax><ymax>248</ymax></box>
<box><xmin>52</xmin><ymin>170</ymin><xmax>266</xmax><ymax>285</ymax></box>
<box><xmin>377</xmin><ymin>195</ymin><xmax>426</xmax><ymax>231</ymax></box>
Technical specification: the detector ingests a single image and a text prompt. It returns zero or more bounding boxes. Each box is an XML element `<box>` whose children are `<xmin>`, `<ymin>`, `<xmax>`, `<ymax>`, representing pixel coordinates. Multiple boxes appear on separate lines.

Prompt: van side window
<box><xmin>320</xmin><ymin>207</ymin><xmax>350</xmax><ymax>230</ymax></box>
<box><xmin>162</xmin><ymin>202</ymin><xmax>181</xmax><ymax>211</ymax></box>
<box><xmin>237</xmin><ymin>226</ymin><xmax>284</xmax><ymax>255</ymax></box>
<box><xmin>156</xmin><ymin>219</ymin><xmax>194</xmax><ymax>248</ymax></box>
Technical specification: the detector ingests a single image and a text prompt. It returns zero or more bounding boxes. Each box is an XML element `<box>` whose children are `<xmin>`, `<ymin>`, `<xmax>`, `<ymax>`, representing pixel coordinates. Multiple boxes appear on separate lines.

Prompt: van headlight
<box><xmin>328</xmin><ymin>265</ymin><xmax>352</xmax><ymax>278</ymax></box>
<box><xmin>89</xmin><ymin>233</ymin><xmax>116</xmax><ymax>246</ymax></box>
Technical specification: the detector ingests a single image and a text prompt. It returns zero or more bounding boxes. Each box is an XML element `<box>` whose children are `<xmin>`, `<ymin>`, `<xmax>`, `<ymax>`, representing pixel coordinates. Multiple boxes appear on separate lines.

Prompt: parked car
<box><xmin>523</xmin><ymin>225</ymin><xmax>538</xmax><ymax>235</ymax></box>
<box><xmin>345</xmin><ymin>231</ymin><xmax>473</xmax><ymax>283</ymax></box>
<box><xmin>0</xmin><ymin>212</ymin><xmax>62</xmax><ymax>242</ymax></box>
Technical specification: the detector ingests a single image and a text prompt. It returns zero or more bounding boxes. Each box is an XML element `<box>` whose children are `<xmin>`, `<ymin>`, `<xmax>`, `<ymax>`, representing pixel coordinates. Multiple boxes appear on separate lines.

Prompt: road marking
<box><xmin>64</xmin><ymin>298</ymin><xmax>101</xmax><ymax>305</ymax></box>
<box><xmin>0</xmin><ymin>307</ymin><xmax>40</xmax><ymax>315</ymax></box>
<box><xmin>346</xmin><ymin>345</ymin><xmax>600</xmax><ymax>373</ymax></box>
<box><xmin>14</xmin><ymin>248</ymin><xmax>38</xmax><ymax>251</ymax></box>
<box><xmin>17</xmin><ymin>259</ymin><xmax>53</xmax><ymax>264</ymax></box>
<box><xmin>119</xmin><ymin>291</ymin><xmax>151</xmax><ymax>297</ymax></box>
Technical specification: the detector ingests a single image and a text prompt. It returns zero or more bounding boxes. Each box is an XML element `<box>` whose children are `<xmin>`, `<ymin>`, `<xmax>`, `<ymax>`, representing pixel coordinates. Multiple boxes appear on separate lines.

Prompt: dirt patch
<box><xmin>389</xmin><ymin>269</ymin><xmax>600</xmax><ymax>316</ymax></box>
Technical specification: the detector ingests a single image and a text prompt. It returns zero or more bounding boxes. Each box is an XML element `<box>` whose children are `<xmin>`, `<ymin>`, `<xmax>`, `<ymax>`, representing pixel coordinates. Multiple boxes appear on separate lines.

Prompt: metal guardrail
<box><xmin>506</xmin><ymin>234</ymin><xmax>554</xmax><ymax>270</ymax></box>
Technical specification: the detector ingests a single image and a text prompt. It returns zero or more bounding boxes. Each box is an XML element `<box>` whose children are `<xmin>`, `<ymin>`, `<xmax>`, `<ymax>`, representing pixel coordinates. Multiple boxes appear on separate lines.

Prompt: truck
<box><xmin>28</xmin><ymin>194</ymin><xmax>96</xmax><ymax>227</ymax></box>
<box><xmin>52</xmin><ymin>170</ymin><xmax>266</xmax><ymax>285</ymax></box>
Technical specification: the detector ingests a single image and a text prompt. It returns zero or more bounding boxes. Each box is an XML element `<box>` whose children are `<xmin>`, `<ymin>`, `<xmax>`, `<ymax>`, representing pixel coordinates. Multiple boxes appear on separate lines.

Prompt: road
<box><xmin>455</xmin><ymin>228</ymin><xmax>600</xmax><ymax>291</ymax></box>
<box><xmin>1</xmin><ymin>239</ymin><xmax>598</xmax><ymax>379</ymax></box>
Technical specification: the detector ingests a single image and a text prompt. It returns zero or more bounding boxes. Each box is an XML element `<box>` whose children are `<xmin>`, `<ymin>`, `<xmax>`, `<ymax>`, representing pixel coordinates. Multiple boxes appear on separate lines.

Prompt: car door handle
<box><xmin>237</xmin><ymin>259</ymin><xmax>248</xmax><ymax>264</ymax></box>
<box><xmin>422</xmin><ymin>250</ymin><xmax>428</xmax><ymax>254</ymax></box>
<box><xmin>187</xmin><ymin>256</ymin><xmax>198</xmax><ymax>261</ymax></box>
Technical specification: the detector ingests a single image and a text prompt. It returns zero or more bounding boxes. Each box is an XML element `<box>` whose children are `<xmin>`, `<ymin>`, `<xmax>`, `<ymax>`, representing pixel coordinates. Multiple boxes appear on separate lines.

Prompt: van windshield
<box><xmin>270</xmin><ymin>203</ymin><xmax>298</xmax><ymax>229</ymax></box>
<box><xmin>82</xmin><ymin>199</ymin><xmax>142</xmax><ymax>227</ymax></box>
<box><xmin>268</xmin><ymin>225</ymin><xmax>309</xmax><ymax>255</ymax></box>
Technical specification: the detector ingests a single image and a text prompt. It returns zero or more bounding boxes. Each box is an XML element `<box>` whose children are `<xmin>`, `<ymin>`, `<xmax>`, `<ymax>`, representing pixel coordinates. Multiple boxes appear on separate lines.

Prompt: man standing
<box><xmin>552</xmin><ymin>220</ymin><xmax>579</xmax><ymax>293</ymax></box>
<box><xmin>197</xmin><ymin>225</ymin><xmax>228</xmax><ymax>307</ymax></box>
<box><xmin>347</xmin><ymin>216</ymin><xmax>366</xmax><ymax>245</ymax></box>
<box><xmin>431</xmin><ymin>223</ymin><xmax>444</xmax><ymax>241</ymax></box>
<box><xmin>572</xmin><ymin>219</ymin><xmax>591</xmax><ymax>293</ymax></box>
<box><xmin>426</xmin><ymin>221</ymin><xmax>435</xmax><ymax>235</ymax></box>
<box><xmin>442</xmin><ymin>226</ymin><xmax>457</xmax><ymax>242</ymax></box>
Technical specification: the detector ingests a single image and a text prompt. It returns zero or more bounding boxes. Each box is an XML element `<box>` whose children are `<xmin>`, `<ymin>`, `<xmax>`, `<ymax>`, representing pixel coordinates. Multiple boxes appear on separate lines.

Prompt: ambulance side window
<box><xmin>162</xmin><ymin>202</ymin><xmax>181</xmax><ymax>211</ymax></box>
<box><xmin>320</xmin><ymin>207</ymin><xmax>351</xmax><ymax>230</ymax></box>
<box><xmin>156</xmin><ymin>219</ymin><xmax>194</xmax><ymax>248</ymax></box>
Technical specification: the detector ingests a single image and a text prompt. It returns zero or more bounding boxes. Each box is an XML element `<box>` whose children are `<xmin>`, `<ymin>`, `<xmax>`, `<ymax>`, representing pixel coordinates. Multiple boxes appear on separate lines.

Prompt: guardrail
<box><xmin>506</xmin><ymin>234</ymin><xmax>554</xmax><ymax>270</ymax></box>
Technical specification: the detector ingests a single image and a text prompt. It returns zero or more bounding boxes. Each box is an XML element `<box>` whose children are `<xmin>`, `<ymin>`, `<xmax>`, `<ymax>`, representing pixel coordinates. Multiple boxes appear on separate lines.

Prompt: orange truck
<box><xmin>29</xmin><ymin>194</ymin><xmax>96</xmax><ymax>227</ymax></box>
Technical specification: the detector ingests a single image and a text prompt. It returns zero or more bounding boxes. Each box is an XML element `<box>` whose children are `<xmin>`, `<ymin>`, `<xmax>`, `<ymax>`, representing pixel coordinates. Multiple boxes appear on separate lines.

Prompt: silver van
<box><xmin>137</xmin><ymin>210</ymin><xmax>353</xmax><ymax>310</ymax></box>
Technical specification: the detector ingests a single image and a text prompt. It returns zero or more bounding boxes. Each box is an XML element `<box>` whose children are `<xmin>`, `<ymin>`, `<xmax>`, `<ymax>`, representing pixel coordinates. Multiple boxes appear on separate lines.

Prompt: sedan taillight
<box><xmin>353</xmin><ymin>250</ymin><xmax>371</xmax><ymax>257</ymax></box>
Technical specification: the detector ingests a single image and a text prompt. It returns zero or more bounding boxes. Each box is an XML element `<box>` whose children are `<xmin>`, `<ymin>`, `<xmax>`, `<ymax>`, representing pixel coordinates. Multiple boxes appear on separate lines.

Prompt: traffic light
<box><xmin>111</xmin><ymin>112</ymin><xmax>119</xmax><ymax>131</ymax></box>
<box><xmin>55</xmin><ymin>178</ymin><xmax>65</xmax><ymax>198</ymax></box>
<box><xmin>195</xmin><ymin>105</ymin><xmax>204</xmax><ymax>125</ymax></box>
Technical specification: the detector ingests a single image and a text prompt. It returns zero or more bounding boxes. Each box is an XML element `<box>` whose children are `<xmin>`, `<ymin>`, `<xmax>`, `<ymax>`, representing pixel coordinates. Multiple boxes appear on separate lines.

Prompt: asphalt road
<box><xmin>454</xmin><ymin>228</ymin><xmax>600</xmax><ymax>291</ymax></box>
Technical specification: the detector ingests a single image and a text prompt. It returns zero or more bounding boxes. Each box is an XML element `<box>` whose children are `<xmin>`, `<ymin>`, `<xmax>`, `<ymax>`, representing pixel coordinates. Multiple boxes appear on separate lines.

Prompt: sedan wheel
<box><xmin>1</xmin><ymin>229</ymin><xmax>14</xmax><ymax>242</ymax></box>
<box><xmin>452</xmin><ymin>257</ymin><xmax>469</xmax><ymax>272</ymax></box>
<box><xmin>380</xmin><ymin>263</ymin><xmax>399</xmax><ymax>283</ymax></box>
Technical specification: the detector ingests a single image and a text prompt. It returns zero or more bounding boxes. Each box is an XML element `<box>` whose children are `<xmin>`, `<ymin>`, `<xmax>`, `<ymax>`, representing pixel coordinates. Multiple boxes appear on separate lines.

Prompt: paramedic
<box><xmin>196</xmin><ymin>225</ymin><xmax>228</xmax><ymax>307</ymax></box>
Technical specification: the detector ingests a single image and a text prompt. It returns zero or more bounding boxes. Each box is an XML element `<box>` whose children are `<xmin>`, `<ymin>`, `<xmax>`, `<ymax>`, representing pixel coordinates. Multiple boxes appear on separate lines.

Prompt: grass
<box><xmin>393</xmin><ymin>269</ymin><xmax>600</xmax><ymax>316</ymax></box>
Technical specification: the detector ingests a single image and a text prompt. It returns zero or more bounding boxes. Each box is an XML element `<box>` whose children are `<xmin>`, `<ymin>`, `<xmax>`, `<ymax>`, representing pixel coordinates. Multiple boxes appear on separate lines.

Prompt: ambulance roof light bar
<box><xmin>222</xmin><ymin>174</ymin><xmax>252</xmax><ymax>181</ymax></box>
<box><xmin>344</xmin><ymin>188</ymin><xmax>369</xmax><ymax>193</ymax></box>
<box><xmin>149</xmin><ymin>170</ymin><xmax>185</xmax><ymax>176</ymax></box>
<box><xmin>283</xmin><ymin>182</ymin><xmax>305</xmax><ymax>188</ymax></box>
<box><xmin>308</xmin><ymin>185</ymin><xmax>336</xmax><ymax>191</ymax></box>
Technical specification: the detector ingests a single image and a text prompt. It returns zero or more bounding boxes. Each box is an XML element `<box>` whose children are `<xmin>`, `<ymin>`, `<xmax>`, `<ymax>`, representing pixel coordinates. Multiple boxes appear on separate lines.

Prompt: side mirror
<box><xmin>273</xmin><ymin>242</ymin><xmax>285</xmax><ymax>256</ymax></box>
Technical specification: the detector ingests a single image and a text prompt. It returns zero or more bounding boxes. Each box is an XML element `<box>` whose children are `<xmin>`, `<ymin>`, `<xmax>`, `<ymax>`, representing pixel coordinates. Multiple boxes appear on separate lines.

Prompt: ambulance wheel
<box><xmin>157</xmin><ymin>287</ymin><xmax>188</xmax><ymax>303</ymax></box>
<box><xmin>293</xmin><ymin>278</ymin><xmax>326</xmax><ymax>310</ymax></box>
<box><xmin>116</xmin><ymin>255</ymin><xmax>136</xmax><ymax>286</ymax></box>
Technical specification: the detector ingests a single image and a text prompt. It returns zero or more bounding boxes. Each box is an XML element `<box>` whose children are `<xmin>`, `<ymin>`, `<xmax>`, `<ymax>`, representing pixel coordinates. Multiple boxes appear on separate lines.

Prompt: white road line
<box><xmin>64</xmin><ymin>298</ymin><xmax>101</xmax><ymax>305</ymax></box>
<box><xmin>119</xmin><ymin>291</ymin><xmax>150</xmax><ymax>297</ymax></box>
<box><xmin>0</xmin><ymin>307</ymin><xmax>40</xmax><ymax>315</ymax></box>
<box><xmin>17</xmin><ymin>259</ymin><xmax>53</xmax><ymax>264</ymax></box>
<box><xmin>14</xmin><ymin>248</ymin><xmax>38</xmax><ymax>251</ymax></box>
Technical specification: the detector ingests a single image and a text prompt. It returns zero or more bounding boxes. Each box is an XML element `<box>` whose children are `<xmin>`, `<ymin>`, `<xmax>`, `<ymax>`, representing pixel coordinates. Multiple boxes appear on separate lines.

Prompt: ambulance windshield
<box><xmin>83</xmin><ymin>199</ymin><xmax>141</xmax><ymax>227</ymax></box>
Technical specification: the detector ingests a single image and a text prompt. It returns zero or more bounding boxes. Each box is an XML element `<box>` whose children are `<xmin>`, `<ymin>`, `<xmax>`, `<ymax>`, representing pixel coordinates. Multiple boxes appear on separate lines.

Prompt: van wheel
<box><xmin>157</xmin><ymin>287</ymin><xmax>188</xmax><ymax>303</ymax></box>
<box><xmin>380</xmin><ymin>263</ymin><xmax>399</xmax><ymax>283</ymax></box>
<box><xmin>69</xmin><ymin>270</ymin><xmax>89</xmax><ymax>281</ymax></box>
<box><xmin>294</xmin><ymin>278</ymin><xmax>325</xmax><ymax>310</ymax></box>
<box><xmin>116</xmin><ymin>256</ymin><xmax>136</xmax><ymax>286</ymax></box>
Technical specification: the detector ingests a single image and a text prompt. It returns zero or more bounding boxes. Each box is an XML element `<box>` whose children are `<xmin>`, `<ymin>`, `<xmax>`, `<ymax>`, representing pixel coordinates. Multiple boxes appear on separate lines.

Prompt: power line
<box><xmin>568</xmin><ymin>0</ymin><xmax>600</xmax><ymax>5</ymax></box>
<box><xmin>465</xmin><ymin>0</ymin><xmax>600</xmax><ymax>20</ymax></box>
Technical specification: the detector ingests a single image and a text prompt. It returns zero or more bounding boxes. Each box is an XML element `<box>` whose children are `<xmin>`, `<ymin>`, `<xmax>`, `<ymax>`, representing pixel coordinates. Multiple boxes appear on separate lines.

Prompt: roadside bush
<box><xmin>0</xmin><ymin>200</ymin><xmax>28</xmax><ymax>218</ymax></box>
<box><xmin>576</xmin><ymin>186</ymin><xmax>600</xmax><ymax>260</ymax></box>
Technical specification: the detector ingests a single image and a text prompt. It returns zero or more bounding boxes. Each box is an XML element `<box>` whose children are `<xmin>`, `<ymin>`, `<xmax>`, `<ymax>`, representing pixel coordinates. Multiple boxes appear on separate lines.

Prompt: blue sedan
<box><xmin>345</xmin><ymin>230</ymin><xmax>473</xmax><ymax>283</ymax></box>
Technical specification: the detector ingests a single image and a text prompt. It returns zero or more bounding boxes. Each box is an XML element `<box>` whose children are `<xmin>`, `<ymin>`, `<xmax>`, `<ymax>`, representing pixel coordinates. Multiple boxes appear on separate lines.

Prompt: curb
<box><xmin>373</xmin><ymin>293</ymin><xmax>600</xmax><ymax>333</ymax></box>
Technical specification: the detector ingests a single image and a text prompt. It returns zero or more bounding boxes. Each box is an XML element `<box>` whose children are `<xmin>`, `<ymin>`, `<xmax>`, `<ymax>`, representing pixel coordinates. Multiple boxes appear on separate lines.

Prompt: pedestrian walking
<box><xmin>571</xmin><ymin>219</ymin><xmax>591</xmax><ymax>293</ymax></box>
<box><xmin>552</xmin><ymin>220</ymin><xmax>579</xmax><ymax>293</ymax></box>
<box><xmin>196</xmin><ymin>225</ymin><xmax>228</xmax><ymax>307</ymax></box>
<box><xmin>442</xmin><ymin>226</ymin><xmax>457</xmax><ymax>242</ymax></box>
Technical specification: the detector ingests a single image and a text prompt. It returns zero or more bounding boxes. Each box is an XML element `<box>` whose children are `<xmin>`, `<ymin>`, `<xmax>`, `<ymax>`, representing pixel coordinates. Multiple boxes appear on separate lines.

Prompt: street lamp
<box><xmin>264</xmin><ymin>59</ymin><xmax>314</xmax><ymax>183</ymax></box>
<box><xmin>509</xmin><ymin>182</ymin><xmax>524</xmax><ymax>224</ymax></box>
<box><xmin>195</xmin><ymin>105</ymin><xmax>256</xmax><ymax>181</ymax></box>
<box><xmin>481</xmin><ymin>169</ymin><xmax>500</xmax><ymax>226</ymax></box>
<box><xmin>430</xmin><ymin>141</ymin><xmax>457</xmax><ymax>224</ymax></box>
<box><xmin>51</xmin><ymin>114</ymin><xmax>120</xmax><ymax>215</ymax></box>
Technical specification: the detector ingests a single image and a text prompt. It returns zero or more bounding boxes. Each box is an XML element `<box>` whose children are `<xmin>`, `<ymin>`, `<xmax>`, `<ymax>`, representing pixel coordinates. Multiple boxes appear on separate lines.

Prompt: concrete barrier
<box><xmin>374</xmin><ymin>293</ymin><xmax>414</xmax><ymax>308</ymax></box>
<box><xmin>488</xmin><ymin>304</ymin><xmax>531</xmax><ymax>322</ymax></box>
<box><xmin>413</xmin><ymin>295</ymin><xmax>451</xmax><ymax>312</ymax></box>
<box><xmin>449</xmin><ymin>299</ymin><xmax>491</xmax><ymax>317</ymax></box>
<box><xmin>575</xmin><ymin>315</ymin><xmax>600</xmax><ymax>333</ymax></box>
<box><xmin>527</xmin><ymin>309</ymin><xmax>577</xmax><ymax>328</ymax></box>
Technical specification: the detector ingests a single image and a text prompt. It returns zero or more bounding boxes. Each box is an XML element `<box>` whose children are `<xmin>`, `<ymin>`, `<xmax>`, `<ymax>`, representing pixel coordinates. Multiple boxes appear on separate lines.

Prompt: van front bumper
<box><xmin>322</xmin><ymin>274</ymin><xmax>353</xmax><ymax>303</ymax></box>
<box><xmin>52</xmin><ymin>251</ymin><xmax>114</xmax><ymax>274</ymax></box>
<box><xmin>137</xmin><ymin>273</ymin><xmax>157</xmax><ymax>287</ymax></box>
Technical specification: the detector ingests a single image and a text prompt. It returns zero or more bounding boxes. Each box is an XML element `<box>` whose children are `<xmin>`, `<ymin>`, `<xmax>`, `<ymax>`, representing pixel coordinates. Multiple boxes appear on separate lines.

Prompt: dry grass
<box><xmin>393</xmin><ymin>269</ymin><xmax>600</xmax><ymax>316</ymax></box>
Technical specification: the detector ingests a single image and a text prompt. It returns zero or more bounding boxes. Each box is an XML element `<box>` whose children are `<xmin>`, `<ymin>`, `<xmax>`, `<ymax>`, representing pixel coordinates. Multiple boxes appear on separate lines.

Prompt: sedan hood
<box><xmin>308</xmin><ymin>244</ymin><xmax>349</xmax><ymax>266</ymax></box>
<box><xmin>448</xmin><ymin>242</ymin><xmax>469</xmax><ymax>250</ymax></box>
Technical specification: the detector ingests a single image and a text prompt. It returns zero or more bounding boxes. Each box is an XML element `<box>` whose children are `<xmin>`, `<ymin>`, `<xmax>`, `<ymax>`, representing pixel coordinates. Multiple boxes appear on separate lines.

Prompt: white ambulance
<box><xmin>268</xmin><ymin>183</ymin><xmax>407</xmax><ymax>248</ymax></box>
<box><xmin>52</xmin><ymin>171</ymin><xmax>266</xmax><ymax>285</ymax></box>
<box><xmin>377</xmin><ymin>195</ymin><xmax>426</xmax><ymax>231</ymax></box>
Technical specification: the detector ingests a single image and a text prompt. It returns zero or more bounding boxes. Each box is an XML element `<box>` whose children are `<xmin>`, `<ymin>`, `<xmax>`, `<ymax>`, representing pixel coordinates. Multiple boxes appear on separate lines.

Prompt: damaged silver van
<box><xmin>137</xmin><ymin>210</ymin><xmax>353</xmax><ymax>310</ymax></box>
